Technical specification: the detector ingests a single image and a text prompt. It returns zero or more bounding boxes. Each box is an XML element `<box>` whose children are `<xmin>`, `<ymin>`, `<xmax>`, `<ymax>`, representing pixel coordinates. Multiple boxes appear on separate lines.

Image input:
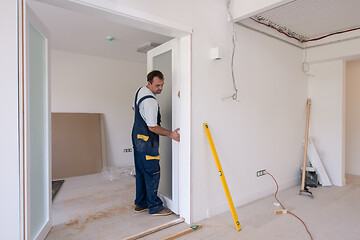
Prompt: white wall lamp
<box><xmin>210</xmin><ymin>47</ymin><xmax>221</xmax><ymax>60</ymax></box>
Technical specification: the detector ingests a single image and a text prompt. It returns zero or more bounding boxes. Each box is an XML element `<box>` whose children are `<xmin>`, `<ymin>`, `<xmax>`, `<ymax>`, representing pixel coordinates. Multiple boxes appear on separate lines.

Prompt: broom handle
<box><xmin>301</xmin><ymin>99</ymin><xmax>311</xmax><ymax>190</ymax></box>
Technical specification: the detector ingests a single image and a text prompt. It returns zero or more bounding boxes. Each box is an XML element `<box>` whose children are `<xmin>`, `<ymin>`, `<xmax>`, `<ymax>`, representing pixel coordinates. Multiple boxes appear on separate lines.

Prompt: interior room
<box><xmin>2</xmin><ymin>0</ymin><xmax>360</xmax><ymax>239</ymax></box>
<box><xmin>27</xmin><ymin>0</ymin><xmax>181</xmax><ymax>238</ymax></box>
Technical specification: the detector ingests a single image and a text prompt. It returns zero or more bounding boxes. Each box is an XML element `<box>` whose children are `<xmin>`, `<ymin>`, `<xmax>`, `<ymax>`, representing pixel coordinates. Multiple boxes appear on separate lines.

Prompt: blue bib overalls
<box><xmin>131</xmin><ymin>87</ymin><xmax>164</xmax><ymax>214</ymax></box>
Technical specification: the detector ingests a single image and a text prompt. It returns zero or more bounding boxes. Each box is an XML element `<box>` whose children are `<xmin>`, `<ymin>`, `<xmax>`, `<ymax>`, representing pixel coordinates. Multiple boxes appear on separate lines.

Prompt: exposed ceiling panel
<box><xmin>28</xmin><ymin>0</ymin><xmax>172</xmax><ymax>63</ymax></box>
<box><xmin>237</xmin><ymin>0</ymin><xmax>360</xmax><ymax>48</ymax></box>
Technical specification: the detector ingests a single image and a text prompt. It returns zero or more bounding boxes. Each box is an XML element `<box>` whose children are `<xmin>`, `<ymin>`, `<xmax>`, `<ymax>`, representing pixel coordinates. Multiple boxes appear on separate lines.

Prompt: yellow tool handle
<box><xmin>203</xmin><ymin>123</ymin><xmax>241</xmax><ymax>231</ymax></box>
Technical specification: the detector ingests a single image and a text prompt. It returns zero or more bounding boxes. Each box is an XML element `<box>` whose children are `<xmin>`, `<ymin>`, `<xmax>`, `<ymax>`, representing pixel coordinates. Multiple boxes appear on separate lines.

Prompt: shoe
<box><xmin>151</xmin><ymin>207</ymin><xmax>173</xmax><ymax>216</ymax></box>
<box><xmin>134</xmin><ymin>206</ymin><xmax>148</xmax><ymax>213</ymax></box>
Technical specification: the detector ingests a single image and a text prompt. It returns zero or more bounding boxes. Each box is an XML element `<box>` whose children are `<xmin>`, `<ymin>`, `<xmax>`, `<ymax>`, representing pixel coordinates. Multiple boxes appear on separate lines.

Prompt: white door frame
<box><xmin>19</xmin><ymin>2</ymin><xmax>52</xmax><ymax>239</ymax></box>
<box><xmin>20</xmin><ymin>0</ymin><xmax>193</xmax><ymax>228</ymax></box>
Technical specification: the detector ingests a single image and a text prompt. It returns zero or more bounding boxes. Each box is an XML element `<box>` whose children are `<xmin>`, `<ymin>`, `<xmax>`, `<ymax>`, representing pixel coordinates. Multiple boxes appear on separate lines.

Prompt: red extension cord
<box><xmin>266</xmin><ymin>172</ymin><xmax>314</xmax><ymax>240</ymax></box>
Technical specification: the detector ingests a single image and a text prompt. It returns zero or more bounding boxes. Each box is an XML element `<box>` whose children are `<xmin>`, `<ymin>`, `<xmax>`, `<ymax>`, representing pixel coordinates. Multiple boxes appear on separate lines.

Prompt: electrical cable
<box><xmin>250</xmin><ymin>17</ymin><xmax>303</xmax><ymax>42</ymax></box>
<box><xmin>225</xmin><ymin>0</ymin><xmax>239</xmax><ymax>101</ymax></box>
<box><xmin>266</xmin><ymin>171</ymin><xmax>314</xmax><ymax>240</ymax></box>
<box><xmin>302</xmin><ymin>49</ymin><xmax>314</xmax><ymax>78</ymax></box>
<box><xmin>303</xmin><ymin>26</ymin><xmax>360</xmax><ymax>43</ymax></box>
<box><xmin>251</xmin><ymin>16</ymin><xmax>360</xmax><ymax>44</ymax></box>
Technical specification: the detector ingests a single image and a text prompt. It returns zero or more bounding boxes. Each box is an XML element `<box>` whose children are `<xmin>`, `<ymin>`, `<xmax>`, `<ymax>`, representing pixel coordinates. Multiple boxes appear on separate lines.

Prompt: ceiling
<box><xmin>237</xmin><ymin>0</ymin><xmax>360</xmax><ymax>48</ymax></box>
<box><xmin>28</xmin><ymin>0</ymin><xmax>172</xmax><ymax>63</ymax></box>
<box><xmin>29</xmin><ymin>0</ymin><xmax>360</xmax><ymax>56</ymax></box>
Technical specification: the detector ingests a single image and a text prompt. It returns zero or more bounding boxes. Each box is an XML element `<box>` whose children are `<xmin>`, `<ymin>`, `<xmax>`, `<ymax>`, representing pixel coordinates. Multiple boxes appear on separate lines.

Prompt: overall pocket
<box><xmin>144</xmin><ymin>158</ymin><xmax>160</xmax><ymax>175</ymax></box>
<box><xmin>135</xmin><ymin>134</ymin><xmax>149</xmax><ymax>152</ymax></box>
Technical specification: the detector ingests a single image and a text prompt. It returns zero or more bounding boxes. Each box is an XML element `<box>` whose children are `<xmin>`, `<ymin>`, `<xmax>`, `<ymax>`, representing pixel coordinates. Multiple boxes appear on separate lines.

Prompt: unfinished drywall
<box><xmin>346</xmin><ymin>60</ymin><xmax>360</xmax><ymax>176</ymax></box>
<box><xmin>109</xmin><ymin>0</ymin><xmax>307</xmax><ymax>222</ymax></box>
<box><xmin>0</xmin><ymin>1</ymin><xmax>20</xmax><ymax>239</ymax></box>
<box><xmin>52</xmin><ymin>113</ymin><xmax>104</xmax><ymax>179</ymax></box>
<box><xmin>308</xmin><ymin>60</ymin><xmax>345</xmax><ymax>186</ymax></box>
<box><xmin>51</xmin><ymin>50</ymin><xmax>146</xmax><ymax>167</ymax></box>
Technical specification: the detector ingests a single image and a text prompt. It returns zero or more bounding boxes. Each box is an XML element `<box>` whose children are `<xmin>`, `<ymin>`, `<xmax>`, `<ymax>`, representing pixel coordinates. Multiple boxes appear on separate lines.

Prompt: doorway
<box><xmin>345</xmin><ymin>59</ymin><xmax>360</xmax><ymax>177</ymax></box>
<box><xmin>20</xmin><ymin>0</ymin><xmax>191</xmax><ymax>239</ymax></box>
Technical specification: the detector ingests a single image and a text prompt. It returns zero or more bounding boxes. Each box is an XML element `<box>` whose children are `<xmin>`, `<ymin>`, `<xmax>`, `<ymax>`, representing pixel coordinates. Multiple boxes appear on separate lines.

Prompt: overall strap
<box><xmin>134</xmin><ymin>87</ymin><xmax>142</xmax><ymax>107</ymax></box>
<box><xmin>138</xmin><ymin>95</ymin><xmax>156</xmax><ymax>106</ymax></box>
<box><xmin>136</xmin><ymin>94</ymin><xmax>158</xmax><ymax>147</ymax></box>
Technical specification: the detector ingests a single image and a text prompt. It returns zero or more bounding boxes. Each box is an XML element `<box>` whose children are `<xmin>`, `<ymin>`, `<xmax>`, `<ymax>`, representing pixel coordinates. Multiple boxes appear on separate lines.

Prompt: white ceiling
<box><xmin>237</xmin><ymin>0</ymin><xmax>360</xmax><ymax>48</ymax></box>
<box><xmin>28</xmin><ymin>0</ymin><xmax>172</xmax><ymax>63</ymax></box>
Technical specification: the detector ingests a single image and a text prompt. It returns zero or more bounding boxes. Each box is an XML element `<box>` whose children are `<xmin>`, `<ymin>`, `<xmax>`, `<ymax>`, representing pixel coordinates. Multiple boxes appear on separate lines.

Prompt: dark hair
<box><xmin>147</xmin><ymin>70</ymin><xmax>164</xmax><ymax>83</ymax></box>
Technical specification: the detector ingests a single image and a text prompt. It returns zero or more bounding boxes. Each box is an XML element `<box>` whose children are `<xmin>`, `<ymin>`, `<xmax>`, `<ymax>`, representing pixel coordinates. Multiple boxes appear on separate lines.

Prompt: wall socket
<box><xmin>124</xmin><ymin>148</ymin><xmax>132</xmax><ymax>153</ymax></box>
<box><xmin>256</xmin><ymin>169</ymin><xmax>267</xmax><ymax>177</ymax></box>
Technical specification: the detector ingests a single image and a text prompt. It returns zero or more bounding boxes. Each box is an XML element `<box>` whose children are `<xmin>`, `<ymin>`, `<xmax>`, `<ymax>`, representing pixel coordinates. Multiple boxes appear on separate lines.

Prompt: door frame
<box><xmin>19</xmin><ymin>2</ymin><xmax>193</xmax><ymax>238</ymax></box>
<box><xmin>19</xmin><ymin>2</ymin><xmax>52</xmax><ymax>239</ymax></box>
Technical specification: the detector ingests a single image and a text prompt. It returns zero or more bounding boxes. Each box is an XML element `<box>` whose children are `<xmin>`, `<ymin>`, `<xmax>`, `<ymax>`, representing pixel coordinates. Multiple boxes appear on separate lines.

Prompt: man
<box><xmin>131</xmin><ymin>70</ymin><xmax>180</xmax><ymax>216</ymax></box>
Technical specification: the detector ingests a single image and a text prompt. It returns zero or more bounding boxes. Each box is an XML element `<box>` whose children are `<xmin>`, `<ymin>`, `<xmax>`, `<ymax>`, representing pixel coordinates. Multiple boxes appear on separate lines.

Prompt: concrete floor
<box><xmin>46</xmin><ymin>173</ymin><xmax>360</xmax><ymax>240</ymax></box>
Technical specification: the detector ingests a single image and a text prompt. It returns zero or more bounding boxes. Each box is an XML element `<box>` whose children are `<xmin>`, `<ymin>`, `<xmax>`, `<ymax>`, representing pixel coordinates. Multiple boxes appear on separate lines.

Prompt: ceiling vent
<box><xmin>137</xmin><ymin>42</ymin><xmax>160</xmax><ymax>53</ymax></box>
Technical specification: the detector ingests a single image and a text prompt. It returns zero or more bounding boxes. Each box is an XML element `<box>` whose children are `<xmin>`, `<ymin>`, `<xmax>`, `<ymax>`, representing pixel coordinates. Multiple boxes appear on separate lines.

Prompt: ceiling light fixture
<box><xmin>106</xmin><ymin>36</ymin><xmax>114</xmax><ymax>41</ymax></box>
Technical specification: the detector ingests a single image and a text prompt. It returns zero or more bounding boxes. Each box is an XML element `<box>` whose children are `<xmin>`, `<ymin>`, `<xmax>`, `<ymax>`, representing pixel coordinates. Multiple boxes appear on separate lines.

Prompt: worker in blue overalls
<box><xmin>132</xmin><ymin>70</ymin><xmax>180</xmax><ymax>216</ymax></box>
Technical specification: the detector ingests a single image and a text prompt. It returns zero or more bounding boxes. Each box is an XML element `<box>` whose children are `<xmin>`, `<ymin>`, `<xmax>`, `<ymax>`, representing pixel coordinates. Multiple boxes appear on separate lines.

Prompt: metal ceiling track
<box><xmin>236</xmin><ymin>0</ymin><xmax>360</xmax><ymax>49</ymax></box>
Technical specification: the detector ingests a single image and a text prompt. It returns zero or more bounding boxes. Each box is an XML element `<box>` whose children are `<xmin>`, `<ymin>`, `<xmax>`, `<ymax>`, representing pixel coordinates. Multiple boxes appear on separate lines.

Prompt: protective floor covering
<box><xmin>46</xmin><ymin>173</ymin><xmax>360</xmax><ymax>240</ymax></box>
<box><xmin>46</xmin><ymin>173</ymin><xmax>179</xmax><ymax>240</ymax></box>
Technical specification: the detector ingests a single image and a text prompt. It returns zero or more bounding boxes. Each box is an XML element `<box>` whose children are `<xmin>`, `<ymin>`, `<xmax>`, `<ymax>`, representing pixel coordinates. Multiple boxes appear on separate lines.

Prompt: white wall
<box><xmin>308</xmin><ymin>61</ymin><xmax>345</xmax><ymax>186</ymax></box>
<box><xmin>109</xmin><ymin>0</ymin><xmax>307</xmax><ymax>222</ymax></box>
<box><xmin>305</xmin><ymin>36</ymin><xmax>360</xmax><ymax>186</ymax></box>
<box><xmin>346</xmin><ymin>60</ymin><xmax>360</xmax><ymax>176</ymax></box>
<box><xmin>51</xmin><ymin>50</ymin><xmax>146</xmax><ymax>167</ymax></box>
<box><xmin>195</xmin><ymin>24</ymin><xmax>306</xmax><ymax>219</ymax></box>
<box><xmin>0</xmin><ymin>1</ymin><xmax>20</xmax><ymax>239</ymax></box>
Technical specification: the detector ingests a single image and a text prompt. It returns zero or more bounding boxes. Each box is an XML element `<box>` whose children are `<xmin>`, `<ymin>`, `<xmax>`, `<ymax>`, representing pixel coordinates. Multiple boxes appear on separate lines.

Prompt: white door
<box><xmin>147</xmin><ymin>39</ymin><xmax>180</xmax><ymax>214</ymax></box>
<box><xmin>23</xmin><ymin>4</ymin><xmax>52</xmax><ymax>240</ymax></box>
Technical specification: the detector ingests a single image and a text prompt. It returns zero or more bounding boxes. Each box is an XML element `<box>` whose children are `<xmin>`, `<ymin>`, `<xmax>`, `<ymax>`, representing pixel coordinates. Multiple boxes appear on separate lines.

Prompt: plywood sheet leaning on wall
<box><xmin>51</xmin><ymin>113</ymin><xmax>106</xmax><ymax>179</ymax></box>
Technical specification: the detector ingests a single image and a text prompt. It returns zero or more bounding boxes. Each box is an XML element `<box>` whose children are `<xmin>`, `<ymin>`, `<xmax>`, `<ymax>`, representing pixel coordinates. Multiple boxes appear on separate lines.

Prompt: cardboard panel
<box><xmin>52</xmin><ymin>113</ymin><xmax>104</xmax><ymax>179</ymax></box>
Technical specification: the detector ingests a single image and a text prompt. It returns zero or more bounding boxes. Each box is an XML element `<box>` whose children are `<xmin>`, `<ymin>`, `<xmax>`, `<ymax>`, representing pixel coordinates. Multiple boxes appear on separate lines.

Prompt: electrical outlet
<box><xmin>123</xmin><ymin>148</ymin><xmax>133</xmax><ymax>153</ymax></box>
<box><xmin>256</xmin><ymin>169</ymin><xmax>267</xmax><ymax>177</ymax></box>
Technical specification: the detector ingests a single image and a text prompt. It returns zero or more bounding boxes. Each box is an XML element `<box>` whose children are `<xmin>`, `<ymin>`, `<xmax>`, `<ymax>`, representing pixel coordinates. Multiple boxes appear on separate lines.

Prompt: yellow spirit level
<box><xmin>203</xmin><ymin>123</ymin><xmax>241</xmax><ymax>231</ymax></box>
